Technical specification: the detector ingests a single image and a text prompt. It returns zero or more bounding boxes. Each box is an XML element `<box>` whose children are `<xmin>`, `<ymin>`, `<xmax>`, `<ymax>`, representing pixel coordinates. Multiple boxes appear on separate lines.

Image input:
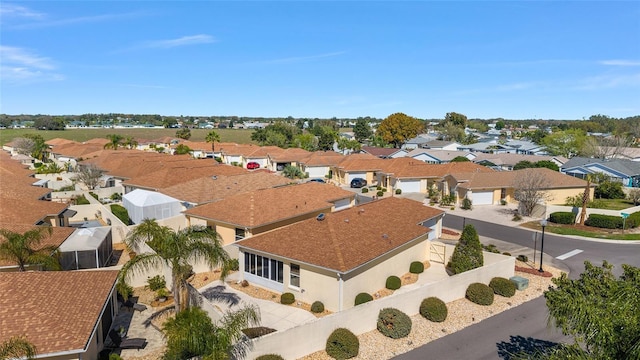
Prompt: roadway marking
<box><xmin>556</xmin><ymin>249</ymin><xmax>583</xmax><ymax>260</ymax></box>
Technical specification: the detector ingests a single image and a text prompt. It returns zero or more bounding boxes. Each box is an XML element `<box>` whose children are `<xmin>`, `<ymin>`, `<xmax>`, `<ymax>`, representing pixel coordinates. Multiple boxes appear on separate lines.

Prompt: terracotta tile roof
<box><xmin>161</xmin><ymin>172</ymin><xmax>292</xmax><ymax>204</ymax></box>
<box><xmin>378</xmin><ymin>158</ymin><xmax>494</xmax><ymax>179</ymax></box>
<box><xmin>0</xmin><ymin>197</ymin><xmax>69</xmax><ymax>225</ymax></box>
<box><xmin>453</xmin><ymin>167</ymin><xmax>588</xmax><ymax>189</ymax></box>
<box><xmin>334</xmin><ymin>154</ymin><xmax>387</xmax><ymax>171</ymax></box>
<box><xmin>236</xmin><ymin>197</ymin><xmax>444</xmax><ymax>272</ymax></box>
<box><xmin>0</xmin><ymin>270</ymin><xmax>119</xmax><ymax>355</ymax></box>
<box><xmin>268</xmin><ymin>148</ymin><xmax>311</xmax><ymax>162</ymax></box>
<box><xmin>184</xmin><ymin>182</ymin><xmax>354</xmax><ymax>228</ymax></box>
<box><xmin>219</xmin><ymin>144</ymin><xmax>265</xmax><ymax>156</ymax></box>
<box><xmin>0</xmin><ymin>224</ymin><xmax>74</xmax><ymax>267</ymax></box>
<box><xmin>82</xmin><ymin>138</ymin><xmax>111</xmax><ymax>146</ymax></box>
<box><xmin>49</xmin><ymin>142</ymin><xmax>108</xmax><ymax>159</ymax></box>
<box><xmin>299</xmin><ymin>151</ymin><xmax>345</xmax><ymax>166</ymax></box>
<box><xmin>45</xmin><ymin>138</ymin><xmax>78</xmax><ymax>146</ymax></box>
<box><xmin>123</xmin><ymin>163</ymin><xmax>248</xmax><ymax>190</ymax></box>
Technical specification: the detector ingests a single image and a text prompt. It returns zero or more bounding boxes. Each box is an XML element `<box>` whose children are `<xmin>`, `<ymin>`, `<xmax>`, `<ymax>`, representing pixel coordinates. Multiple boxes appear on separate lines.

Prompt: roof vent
<box><xmin>382</xmin><ymin>234</ymin><xmax>389</xmax><ymax>239</ymax></box>
<box><xmin>212</xmin><ymin>176</ymin><xmax>217</xmax><ymax>180</ymax></box>
<box><xmin>316</xmin><ymin>213</ymin><xmax>325</xmax><ymax>221</ymax></box>
<box><xmin>344</xmin><ymin>219</ymin><xmax>349</xmax><ymax>223</ymax></box>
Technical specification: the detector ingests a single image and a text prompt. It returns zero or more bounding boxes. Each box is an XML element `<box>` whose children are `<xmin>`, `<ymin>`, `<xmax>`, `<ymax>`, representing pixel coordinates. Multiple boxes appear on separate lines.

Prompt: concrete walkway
<box><xmin>198</xmin><ymin>276</ymin><xmax>318</xmax><ymax>332</ymax></box>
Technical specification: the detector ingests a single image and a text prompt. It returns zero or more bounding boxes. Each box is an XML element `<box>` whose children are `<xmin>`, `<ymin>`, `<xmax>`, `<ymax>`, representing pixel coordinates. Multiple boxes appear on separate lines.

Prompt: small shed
<box><xmin>59</xmin><ymin>227</ymin><xmax>113</xmax><ymax>270</ymax></box>
<box><xmin>122</xmin><ymin>189</ymin><xmax>182</xmax><ymax>224</ymax></box>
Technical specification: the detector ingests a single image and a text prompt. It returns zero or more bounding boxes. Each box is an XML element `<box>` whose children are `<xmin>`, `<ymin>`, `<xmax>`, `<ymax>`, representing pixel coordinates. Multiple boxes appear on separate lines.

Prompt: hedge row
<box><xmin>549</xmin><ymin>211</ymin><xmax>576</xmax><ymax>224</ymax></box>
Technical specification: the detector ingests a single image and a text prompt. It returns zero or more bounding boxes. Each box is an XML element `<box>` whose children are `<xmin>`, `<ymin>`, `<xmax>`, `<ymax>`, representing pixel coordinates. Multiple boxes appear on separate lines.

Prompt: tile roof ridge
<box><xmin>327</xmin><ymin>215</ymin><xmax>346</xmax><ymax>271</ymax></box>
<box><xmin>249</xmin><ymin>193</ymin><xmax>255</xmax><ymax>228</ymax></box>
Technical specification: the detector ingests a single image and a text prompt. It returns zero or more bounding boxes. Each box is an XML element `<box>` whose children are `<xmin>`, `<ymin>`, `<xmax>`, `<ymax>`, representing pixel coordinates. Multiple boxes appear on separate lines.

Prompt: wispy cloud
<box><xmin>144</xmin><ymin>35</ymin><xmax>216</xmax><ymax>49</ymax></box>
<box><xmin>265</xmin><ymin>51</ymin><xmax>346</xmax><ymax>64</ymax></box>
<box><xmin>599</xmin><ymin>60</ymin><xmax>640</xmax><ymax>67</ymax></box>
<box><xmin>0</xmin><ymin>46</ymin><xmax>63</xmax><ymax>84</ymax></box>
<box><xmin>0</xmin><ymin>3</ymin><xmax>45</xmax><ymax>18</ymax></box>
<box><xmin>573</xmin><ymin>72</ymin><xmax>640</xmax><ymax>90</ymax></box>
<box><xmin>9</xmin><ymin>11</ymin><xmax>146</xmax><ymax>30</ymax></box>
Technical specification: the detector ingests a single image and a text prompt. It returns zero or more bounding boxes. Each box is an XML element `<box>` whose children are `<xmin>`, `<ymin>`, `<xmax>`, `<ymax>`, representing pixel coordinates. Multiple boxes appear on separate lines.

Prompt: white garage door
<box><xmin>347</xmin><ymin>172</ymin><xmax>366</xmax><ymax>183</ymax></box>
<box><xmin>472</xmin><ymin>191</ymin><xmax>494</xmax><ymax>205</ymax></box>
<box><xmin>399</xmin><ymin>180</ymin><xmax>421</xmax><ymax>193</ymax></box>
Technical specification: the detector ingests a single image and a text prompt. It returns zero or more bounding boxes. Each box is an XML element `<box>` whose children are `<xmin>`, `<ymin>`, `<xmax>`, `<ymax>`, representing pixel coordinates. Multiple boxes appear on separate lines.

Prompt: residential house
<box><xmin>360</xmin><ymin>146</ymin><xmax>406</xmax><ymax>159</ymax></box>
<box><xmin>0</xmin><ymin>270</ymin><xmax>120</xmax><ymax>360</ymax></box>
<box><xmin>444</xmin><ymin>167</ymin><xmax>592</xmax><ymax>206</ymax></box>
<box><xmin>473</xmin><ymin>153</ymin><xmax>567</xmax><ymax>171</ymax></box>
<box><xmin>298</xmin><ymin>151</ymin><xmax>345</xmax><ymax>180</ymax></box>
<box><xmin>184</xmin><ymin>183</ymin><xmax>355</xmax><ymax>256</ymax></box>
<box><xmin>422</xmin><ymin>140</ymin><xmax>461</xmax><ymax>151</ymax></box>
<box><xmin>266</xmin><ymin>148</ymin><xmax>311</xmax><ymax>172</ymax></box>
<box><xmin>561</xmin><ymin>157</ymin><xmax>640</xmax><ymax>187</ymax></box>
<box><xmin>406</xmin><ymin>149</ymin><xmax>476</xmax><ymax>164</ymax></box>
<box><xmin>504</xmin><ymin>140</ymin><xmax>547</xmax><ymax>155</ymax></box>
<box><xmin>0</xmin><ymin>224</ymin><xmax>75</xmax><ymax>271</ymax></box>
<box><xmin>235</xmin><ymin>197</ymin><xmax>444</xmax><ymax>312</ymax></box>
<box><xmin>402</xmin><ymin>135</ymin><xmax>438</xmax><ymax>150</ymax></box>
<box><xmin>330</xmin><ymin>153</ymin><xmax>384</xmax><ymax>186</ymax></box>
<box><xmin>456</xmin><ymin>142</ymin><xmax>515</xmax><ymax>154</ymax></box>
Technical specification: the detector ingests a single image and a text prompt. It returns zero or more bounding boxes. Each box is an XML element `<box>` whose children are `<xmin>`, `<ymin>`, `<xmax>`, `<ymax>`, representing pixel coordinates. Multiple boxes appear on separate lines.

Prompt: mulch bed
<box><xmin>515</xmin><ymin>266</ymin><xmax>553</xmax><ymax>278</ymax></box>
<box><xmin>442</xmin><ymin>228</ymin><xmax>460</xmax><ymax>236</ymax></box>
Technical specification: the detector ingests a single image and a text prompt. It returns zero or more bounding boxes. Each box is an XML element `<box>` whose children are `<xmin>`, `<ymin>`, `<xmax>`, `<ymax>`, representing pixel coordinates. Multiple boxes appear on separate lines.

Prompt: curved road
<box><xmin>395</xmin><ymin>214</ymin><xmax>640</xmax><ymax>360</ymax></box>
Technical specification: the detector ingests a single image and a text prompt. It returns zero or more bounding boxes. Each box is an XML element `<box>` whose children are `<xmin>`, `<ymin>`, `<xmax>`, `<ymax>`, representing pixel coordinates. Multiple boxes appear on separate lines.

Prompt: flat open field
<box><xmin>0</xmin><ymin>128</ymin><xmax>256</xmax><ymax>146</ymax></box>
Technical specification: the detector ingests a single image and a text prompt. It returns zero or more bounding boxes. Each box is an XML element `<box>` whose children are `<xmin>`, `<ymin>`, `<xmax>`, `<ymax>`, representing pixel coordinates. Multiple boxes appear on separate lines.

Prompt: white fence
<box><xmin>245</xmin><ymin>252</ymin><xmax>515</xmax><ymax>359</ymax></box>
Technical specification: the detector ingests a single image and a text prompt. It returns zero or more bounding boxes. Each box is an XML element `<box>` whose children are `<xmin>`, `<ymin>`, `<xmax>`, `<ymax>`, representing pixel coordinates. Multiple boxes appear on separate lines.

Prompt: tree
<box><xmin>450</xmin><ymin>156</ymin><xmax>470</xmax><ymax>162</ymax></box>
<box><xmin>541</xmin><ymin>129</ymin><xmax>587</xmax><ymax>158</ymax></box>
<box><xmin>292</xmin><ymin>133</ymin><xmax>318</xmax><ymax>151</ymax></box>
<box><xmin>176</xmin><ymin>128</ymin><xmax>191</xmax><ymax>140</ymax></box>
<box><xmin>282</xmin><ymin>164</ymin><xmax>305</xmax><ymax>179</ymax></box>
<box><xmin>124</xmin><ymin>136</ymin><xmax>138</xmax><ymax>149</ymax></box>
<box><xmin>353</xmin><ymin>118</ymin><xmax>373</xmax><ymax>142</ymax></box>
<box><xmin>162</xmin><ymin>305</ymin><xmax>259</xmax><ymax>360</ymax></box>
<box><xmin>104</xmin><ymin>134</ymin><xmax>124</xmax><ymax>150</ymax></box>
<box><xmin>313</xmin><ymin>126</ymin><xmax>338</xmax><ymax>151</ymax></box>
<box><xmin>75</xmin><ymin>164</ymin><xmax>104</xmax><ymax>190</ymax></box>
<box><xmin>205</xmin><ymin>130</ymin><xmax>221</xmax><ymax>152</ymax></box>
<box><xmin>495</xmin><ymin>120</ymin><xmax>505</xmax><ymax>130</ymax></box>
<box><xmin>513</xmin><ymin>160</ymin><xmax>559</xmax><ymax>172</ymax></box>
<box><xmin>377</xmin><ymin>113</ymin><xmax>424</xmax><ymax>148</ymax></box>
<box><xmin>580</xmin><ymin>135</ymin><xmax>633</xmax><ymax>159</ymax></box>
<box><xmin>13</xmin><ymin>134</ymin><xmax>49</xmax><ymax>161</ymax></box>
<box><xmin>120</xmin><ymin>220</ymin><xmax>231</xmax><ymax>313</ymax></box>
<box><xmin>0</xmin><ymin>227</ymin><xmax>61</xmax><ymax>271</ymax></box>
<box><xmin>447</xmin><ymin>224</ymin><xmax>483</xmax><ymax>274</ymax></box>
<box><xmin>174</xmin><ymin>144</ymin><xmax>192</xmax><ymax>155</ymax></box>
<box><xmin>444</xmin><ymin>112</ymin><xmax>468</xmax><ymax>128</ymax></box>
<box><xmin>629</xmin><ymin>188</ymin><xmax>640</xmax><ymax>206</ymax></box>
<box><xmin>0</xmin><ymin>336</ymin><xmax>37</xmax><ymax>360</ymax></box>
<box><xmin>251</xmin><ymin>122</ymin><xmax>300</xmax><ymax>147</ymax></box>
<box><xmin>336</xmin><ymin>137</ymin><xmax>350</xmax><ymax>154</ymax></box>
<box><xmin>594</xmin><ymin>180</ymin><xmax>625</xmax><ymax>199</ymax></box>
<box><xmin>439</xmin><ymin>122</ymin><xmax>466</xmax><ymax>142</ymax></box>
<box><xmin>543</xmin><ymin>261</ymin><xmax>640</xmax><ymax>360</ymax></box>
<box><xmin>513</xmin><ymin>169</ymin><xmax>551</xmax><ymax>216</ymax></box>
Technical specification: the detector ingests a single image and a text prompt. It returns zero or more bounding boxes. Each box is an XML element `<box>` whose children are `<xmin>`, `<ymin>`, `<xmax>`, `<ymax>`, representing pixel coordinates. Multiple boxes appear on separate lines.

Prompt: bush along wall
<box><xmin>549</xmin><ymin>211</ymin><xmax>576</xmax><ymax>224</ymax></box>
<box><xmin>584</xmin><ymin>214</ymin><xmax>624</xmax><ymax>229</ymax></box>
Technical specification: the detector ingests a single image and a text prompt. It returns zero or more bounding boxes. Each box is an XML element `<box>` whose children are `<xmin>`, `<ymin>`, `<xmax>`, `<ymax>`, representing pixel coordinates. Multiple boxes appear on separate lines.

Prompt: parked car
<box><xmin>308</xmin><ymin>178</ymin><xmax>326</xmax><ymax>183</ymax></box>
<box><xmin>247</xmin><ymin>162</ymin><xmax>260</xmax><ymax>170</ymax></box>
<box><xmin>350</xmin><ymin>178</ymin><xmax>367</xmax><ymax>188</ymax></box>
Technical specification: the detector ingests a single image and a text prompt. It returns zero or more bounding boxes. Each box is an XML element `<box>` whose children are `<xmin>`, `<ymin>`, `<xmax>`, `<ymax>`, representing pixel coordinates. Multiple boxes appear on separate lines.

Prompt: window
<box><xmin>235</xmin><ymin>228</ymin><xmax>245</xmax><ymax>241</ymax></box>
<box><xmin>244</xmin><ymin>252</ymin><xmax>283</xmax><ymax>284</ymax></box>
<box><xmin>500</xmin><ymin>188</ymin><xmax>506</xmax><ymax>200</ymax></box>
<box><xmin>290</xmin><ymin>264</ymin><xmax>300</xmax><ymax>288</ymax></box>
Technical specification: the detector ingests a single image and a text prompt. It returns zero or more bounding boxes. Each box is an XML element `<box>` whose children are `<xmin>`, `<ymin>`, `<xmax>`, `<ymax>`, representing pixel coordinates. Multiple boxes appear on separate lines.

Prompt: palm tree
<box><xmin>119</xmin><ymin>219</ymin><xmax>231</xmax><ymax>312</ymax></box>
<box><xmin>0</xmin><ymin>336</ymin><xmax>37</xmax><ymax>360</ymax></box>
<box><xmin>282</xmin><ymin>164</ymin><xmax>305</xmax><ymax>179</ymax></box>
<box><xmin>124</xmin><ymin>136</ymin><xmax>138</xmax><ymax>149</ymax></box>
<box><xmin>0</xmin><ymin>227</ymin><xmax>61</xmax><ymax>271</ymax></box>
<box><xmin>162</xmin><ymin>305</ymin><xmax>259</xmax><ymax>360</ymax></box>
<box><xmin>205</xmin><ymin>130</ymin><xmax>221</xmax><ymax>152</ymax></box>
<box><xmin>104</xmin><ymin>134</ymin><xmax>124</xmax><ymax>150</ymax></box>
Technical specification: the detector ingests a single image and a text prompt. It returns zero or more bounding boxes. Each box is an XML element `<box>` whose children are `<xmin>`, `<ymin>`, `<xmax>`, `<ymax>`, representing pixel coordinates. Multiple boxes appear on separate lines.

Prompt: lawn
<box><xmin>521</xmin><ymin>221</ymin><xmax>640</xmax><ymax>240</ymax></box>
<box><xmin>0</xmin><ymin>128</ymin><xmax>256</xmax><ymax>146</ymax></box>
<box><xmin>588</xmin><ymin>198</ymin><xmax>637</xmax><ymax>210</ymax></box>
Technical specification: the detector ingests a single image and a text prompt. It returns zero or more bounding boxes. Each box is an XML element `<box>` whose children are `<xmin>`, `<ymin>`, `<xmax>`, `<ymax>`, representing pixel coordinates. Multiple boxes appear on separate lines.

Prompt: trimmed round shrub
<box><xmin>376</xmin><ymin>308</ymin><xmax>412</xmax><ymax>339</ymax></box>
<box><xmin>361</xmin><ymin>187</ymin><xmax>369</xmax><ymax>193</ymax></box>
<box><xmin>466</xmin><ymin>283</ymin><xmax>494</xmax><ymax>306</ymax></box>
<box><xmin>256</xmin><ymin>355</ymin><xmax>284</xmax><ymax>360</ymax></box>
<box><xmin>311</xmin><ymin>301</ymin><xmax>325</xmax><ymax>313</ymax></box>
<box><xmin>585</xmin><ymin>213</ymin><xmax>624</xmax><ymax>229</ymax></box>
<box><xmin>409</xmin><ymin>261</ymin><xmax>424</xmax><ymax>274</ymax></box>
<box><xmin>517</xmin><ymin>254</ymin><xmax>528</xmax><ymax>262</ymax></box>
<box><xmin>502</xmin><ymin>252</ymin><xmax>511</xmax><ymax>256</ymax></box>
<box><xmin>354</xmin><ymin>292</ymin><xmax>373</xmax><ymax>306</ymax></box>
<box><xmin>385</xmin><ymin>275</ymin><xmax>401</xmax><ymax>290</ymax></box>
<box><xmin>549</xmin><ymin>211</ymin><xmax>576</xmax><ymax>225</ymax></box>
<box><xmin>395</xmin><ymin>189</ymin><xmax>402</xmax><ymax>195</ymax></box>
<box><xmin>280</xmin><ymin>292</ymin><xmax>295</xmax><ymax>305</ymax></box>
<box><xmin>489</xmin><ymin>277</ymin><xmax>516</xmax><ymax>298</ymax></box>
<box><xmin>419</xmin><ymin>297</ymin><xmax>448</xmax><ymax>322</ymax></box>
<box><xmin>377</xmin><ymin>185</ymin><xmax>383</xmax><ymax>191</ymax></box>
<box><xmin>326</xmin><ymin>328</ymin><xmax>359</xmax><ymax>359</ymax></box>
<box><xmin>377</xmin><ymin>190</ymin><xmax>384</xmax><ymax>197</ymax></box>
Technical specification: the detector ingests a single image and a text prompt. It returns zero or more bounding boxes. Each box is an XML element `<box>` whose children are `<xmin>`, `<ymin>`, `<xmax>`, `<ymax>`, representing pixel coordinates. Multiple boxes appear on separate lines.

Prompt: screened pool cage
<box><xmin>59</xmin><ymin>227</ymin><xmax>113</xmax><ymax>270</ymax></box>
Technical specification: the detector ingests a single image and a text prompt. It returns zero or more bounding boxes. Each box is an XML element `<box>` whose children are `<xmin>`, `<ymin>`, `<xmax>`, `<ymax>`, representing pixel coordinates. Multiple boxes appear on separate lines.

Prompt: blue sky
<box><xmin>1</xmin><ymin>1</ymin><xmax>639</xmax><ymax>120</ymax></box>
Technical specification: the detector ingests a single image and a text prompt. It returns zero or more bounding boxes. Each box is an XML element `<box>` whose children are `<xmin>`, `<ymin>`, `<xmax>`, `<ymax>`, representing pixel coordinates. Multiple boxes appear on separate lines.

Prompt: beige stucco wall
<box><xmin>545</xmin><ymin>187</ymin><xmax>594</xmax><ymax>205</ymax></box>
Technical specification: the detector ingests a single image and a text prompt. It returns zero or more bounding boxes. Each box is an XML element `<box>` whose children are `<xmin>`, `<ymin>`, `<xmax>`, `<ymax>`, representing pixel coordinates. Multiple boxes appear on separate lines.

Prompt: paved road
<box><xmin>395</xmin><ymin>214</ymin><xmax>640</xmax><ymax>360</ymax></box>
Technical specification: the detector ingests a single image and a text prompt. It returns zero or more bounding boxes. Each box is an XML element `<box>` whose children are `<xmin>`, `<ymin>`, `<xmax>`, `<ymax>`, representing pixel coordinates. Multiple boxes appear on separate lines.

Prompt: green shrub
<box><xmin>226</xmin><ymin>258</ymin><xmax>239</xmax><ymax>271</ymax></box>
<box><xmin>326</xmin><ymin>328</ymin><xmax>359</xmax><ymax>359</ymax></box>
<box><xmin>409</xmin><ymin>261</ymin><xmax>424</xmax><ymax>274</ymax></box>
<box><xmin>89</xmin><ymin>191</ymin><xmax>99</xmax><ymax>200</ymax></box>
<box><xmin>242</xmin><ymin>327</ymin><xmax>276</xmax><ymax>339</ymax></box>
<box><xmin>517</xmin><ymin>254</ymin><xmax>528</xmax><ymax>262</ymax></box>
<box><xmin>110</xmin><ymin>204</ymin><xmax>130</xmax><ymax>225</ymax></box>
<box><xmin>376</xmin><ymin>190</ymin><xmax>384</xmax><ymax>197</ymax></box>
<box><xmin>116</xmin><ymin>281</ymin><xmax>133</xmax><ymax>301</ymax></box>
<box><xmin>361</xmin><ymin>187</ymin><xmax>369</xmax><ymax>193</ymax></box>
<box><xmin>280</xmin><ymin>292</ymin><xmax>295</xmax><ymax>305</ymax></box>
<box><xmin>419</xmin><ymin>297</ymin><xmax>448</xmax><ymax>322</ymax></box>
<box><xmin>147</xmin><ymin>275</ymin><xmax>166</xmax><ymax>291</ymax></box>
<box><xmin>109</xmin><ymin>354</ymin><xmax>123</xmax><ymax>360</ymax></box>
<box><xmin>483</xmin><ymin>244</ymin><xmax>500</xmax><ymax>253</ymax></box>
<box><xmin>448</xmin><ymin>224</ymin><xmax>484</xmax><ymax>274</ymax></box>
<box><xmin>376</xmin><ymin>308</ymin><xmax>412</xmax><ymax>339</ymax></box>
<box><xmin>354</xmin><ymin>292</ymin><xmax>373</xmax><ymax>306</ymax></box>
<box><xmin>255</xmin><ymin>355</ymin><xmax>284</xmax><ymax>360</ymax></box>
<box><xmin>585</xmin><ymin>214</ymin><xmax>623</xmax><ymax>229</ymax></box>
<box><xmin>395</xmin><ymin>189</ymin><xmax>402</xmax><ymax>195</ymax></box>
<box><xmin>549</xmin><ymin>211</ymin><xmax>576</xmax><ymax>224</ymax></box>
<box><xmin>311</xmin><ymin>301</ymin><xmax>325</xmax><ymax>313</ymax></box>
<box><xmin>489</xmin><ymin>277</ymin><xmax>516</xmax><ymax>298</ymax></box>
<box><xmin>58</xmin><ymin>184</ymin><xmax>75</xmax><ymax>191</ymax></box>
<box><xmin>33</xmin><ymin>162</ymin><xmax>43</xmax><ymax>168</ymax></box>
<box><xmin>385</xmin><ymin>275</ymin><xmax>401</xmax><ymax>290</ymax></box>
<box><xmin>461</xmin><ymin>197</ymin><xmax>472</xmax><ymax>210</ymax></box>
<box><xmin>466</xmin><ymin>282</ymin><xmax>494</xmax><ymax>305</ymax></box>
<box><xmin>377</xmin><ymin>185</ymin><xmax>382</xmax><ymax>191</ymax></box>
<box><xmin>595</xmin><ymin>180</ymin><xmax>625</xmax><ymax>199</ymax></box>
<box><xmin>382</xmin><ymin>188</ymin><xmax>387</xmax><ymax>192</ymax></box>
<box><xmin>502</xmin><ymin>252</ymin><xmax>511</xmax><ymax>256</ymax></box>
<box><xmin>627</xmin><ymin>211</ymin><xmax>640</xmax><ymax>228</ymax></box>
